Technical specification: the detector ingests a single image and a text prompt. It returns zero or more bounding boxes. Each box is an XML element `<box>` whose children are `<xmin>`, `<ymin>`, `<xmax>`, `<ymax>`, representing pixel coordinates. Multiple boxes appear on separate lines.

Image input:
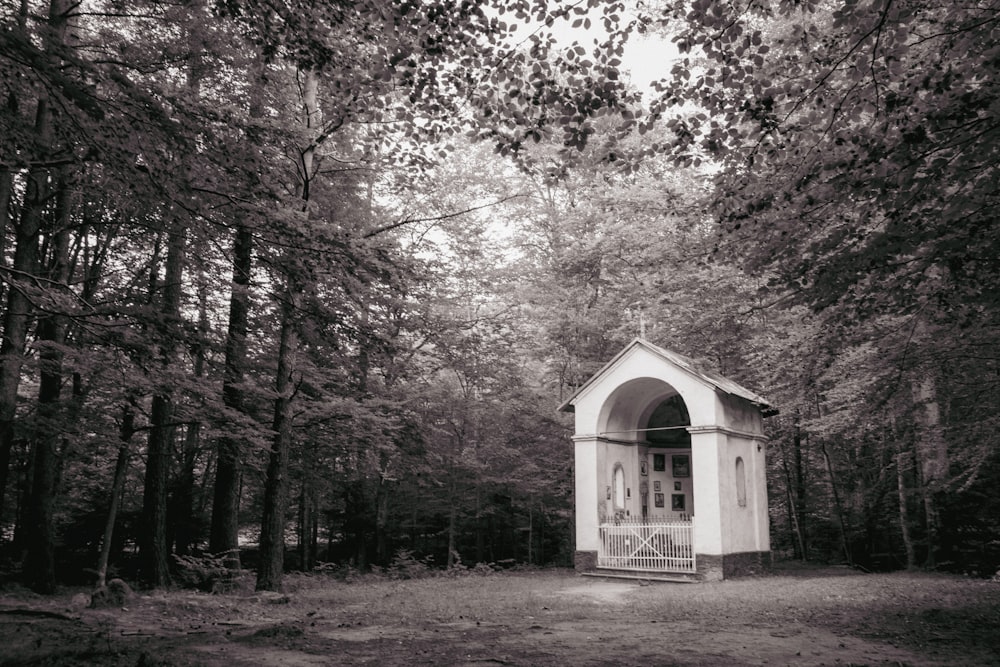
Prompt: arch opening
<box><xmin>644</xmin><ymin>394</ymin><xmax>692</xmax><ymax>447</ymax></box>
<box><xmin>594</xmin><ymin>377</ymin><xmax>695</xmax><ymax>522</ymax></box>
<box><xmin>596</xmin><ymin>376</ymin><xmax>689</xmax><ymax>441</ymax></box>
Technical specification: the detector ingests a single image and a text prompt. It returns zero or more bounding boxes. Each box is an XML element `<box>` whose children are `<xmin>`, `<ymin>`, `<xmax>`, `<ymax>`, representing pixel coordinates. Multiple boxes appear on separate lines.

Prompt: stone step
<box><xmin>582</xmin><ymin>569</ymin><xmax>700</xmax><ymax>583</ymax></box>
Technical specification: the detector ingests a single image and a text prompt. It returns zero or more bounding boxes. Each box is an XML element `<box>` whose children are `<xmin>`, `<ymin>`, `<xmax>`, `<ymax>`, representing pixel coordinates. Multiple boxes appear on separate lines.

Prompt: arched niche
<box><xmin>597</xmin><ymin>377</ymin><xmax>684</xmax><ymax>442</ymax></box>
<box><xmin>644</xmin><ymin>394</ymin><xmax>691</xmax><ymax>447</ymax></box>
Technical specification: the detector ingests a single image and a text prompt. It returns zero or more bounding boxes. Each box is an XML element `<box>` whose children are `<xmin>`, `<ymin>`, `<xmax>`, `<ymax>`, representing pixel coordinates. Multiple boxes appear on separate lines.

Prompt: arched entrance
<box><xmin>586</xmin><ymin>377</ymin><xmax>697</xmax><ymax>573</ymax></box>
<box><xmin>592</xmin><ymin>379</ymin><xmax>694</xmax><ymax>523</ymax></box>
<box><xmin>559</xmin><ymin>339</ymin><xmax>774</xmax><ymax>581</ymax></box>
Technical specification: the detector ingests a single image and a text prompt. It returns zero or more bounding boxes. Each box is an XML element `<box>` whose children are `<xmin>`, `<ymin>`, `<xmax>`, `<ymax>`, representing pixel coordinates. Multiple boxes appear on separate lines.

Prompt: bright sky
<box><xmin>542</xmin><ymin>5</ymin><xmax>680</xmax><ymax>95</ymax></box>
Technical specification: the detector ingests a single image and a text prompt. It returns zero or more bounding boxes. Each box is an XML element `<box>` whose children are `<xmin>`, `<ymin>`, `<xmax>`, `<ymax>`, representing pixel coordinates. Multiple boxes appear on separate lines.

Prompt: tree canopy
<box><xmin>0</xmin><ymin>0</ymin><xmax>997</xmax><ymax>593</ymax></box>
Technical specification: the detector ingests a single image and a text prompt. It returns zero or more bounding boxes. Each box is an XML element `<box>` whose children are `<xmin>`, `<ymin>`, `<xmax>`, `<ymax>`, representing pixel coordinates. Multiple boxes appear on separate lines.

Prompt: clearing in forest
<box><xmin>0</xmin><ymin>565</ymin><xmax>998</xmax><ymax>666</ymax></box>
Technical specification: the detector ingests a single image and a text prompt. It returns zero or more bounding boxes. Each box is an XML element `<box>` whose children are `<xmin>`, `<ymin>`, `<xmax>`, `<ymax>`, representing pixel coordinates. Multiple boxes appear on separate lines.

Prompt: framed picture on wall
<box><xmin>653</xmin><ymin>453</ymin><xmax>665</xmax><ymax>471</ymax></box>
<box><xmin>672</xmin><ymin>454</ymin><xmax>690</xmax><ymax>478</ymax></box>
<box><xmin>640</xmin><ymin>459</ymin><xmax>648</xmax><ymax>476</ymax></box>
<box><xmin>653</xmin><ymin>481</ymin><xmax>661</xmax><ymax>492</ymax></box>
<box><xmin>674</xmin><ymin>481</ymin><xmax>682</xmax><ymax>491</ymax></box>
<box><xmin>654</xmin><ymin>493</ymin><xmax>665</xmax><ymax>508</ymax></box>
<box><xmin>672</xmin><ymin>493</ymin><xmax>686</xmax><ymax>511</ymax></box>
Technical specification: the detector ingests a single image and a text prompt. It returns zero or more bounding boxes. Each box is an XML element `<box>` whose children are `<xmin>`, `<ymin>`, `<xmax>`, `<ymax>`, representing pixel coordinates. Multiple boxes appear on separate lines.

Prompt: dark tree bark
<box><xmin>172</xmin><ymin>422</ymin><xmax>201</xmax><ymax>557</ymax></box>
<box><xmin>0</xmin><ymin>63</ymin><xmax>56</xmax><ymax>553</ymax></box>
<box><xmin>256</xmin><ymin>292</ymin><xmax>298</xmax><ymax>591</ymax></box>
<box><xmin>375</xmin><ymin>473</ymin><xmax>390</xmax><ymax>567</ymax></box>
<box><xmin>21</xmin><ymin>169</ymin><xmax>73</xmax><ymax>594</ymax></box>
<box><xmin>141</xmin><ymin>395</ymin><xmax>174</xmax><ymax>587</ymax></box>
<box><xmin>172</xmin><ymin>279</ymin><xmax>208</xmax><ymax>557</ymax></box>
<box><xmin>96</xmin><ymin>403</ymin><xmax>136</xmax><ymax>588</ymax></box>
<box><xmin>298</xmin><ymin>483</ymin><xmax>316</xmax><ymax>570</ymax></box>
<box><xmin>895</xmin><ymin>438</ymin><xmax>918</xmax><ymax>570</ymax></box>
<box><xmin>792</xmin><ymin>416</ymin><xmax>808</xmax><ymax>557</ymax></box>
<box><xmin>0</xmin><ymin>0</ymin><xmax>33</xmax><ymax>533</ymax></box>
<box><xmin>209</xmin><ymin>49</ymin><xmax>265</xmax><ymax>568</ymax></box>
<box><xmin>820</xmin><ymin>437</ymin><xmax>853</xmax><ymax>568</ymax></box>
<box><xmin>209</xmin><ymin>222</ymin><xmax>252</xmax><ymax>566</ymax></box>
<box><xmin>139</xmin><ymin>217</ymin><xmax>186</xmax><ymax>587</ymax></box>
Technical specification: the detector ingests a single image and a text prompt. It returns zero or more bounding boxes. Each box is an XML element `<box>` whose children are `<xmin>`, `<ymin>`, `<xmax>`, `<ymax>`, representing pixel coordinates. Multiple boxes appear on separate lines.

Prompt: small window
<box><xmin>735</xmin><ymin>457</ymin><xmax>747</xmax><ymax>507</ymax></box>
<box><xmin>613</xmin><ymin>464</ymin><xmax>626</xmax><ymax>510</ymax></box>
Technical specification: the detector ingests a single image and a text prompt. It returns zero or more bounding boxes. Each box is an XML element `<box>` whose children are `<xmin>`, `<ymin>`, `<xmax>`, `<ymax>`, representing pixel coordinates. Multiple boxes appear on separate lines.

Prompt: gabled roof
<box><xmin>557</xmin><ymin>338</ymin><xmax>774</xmax><ymax>414</ymax></box>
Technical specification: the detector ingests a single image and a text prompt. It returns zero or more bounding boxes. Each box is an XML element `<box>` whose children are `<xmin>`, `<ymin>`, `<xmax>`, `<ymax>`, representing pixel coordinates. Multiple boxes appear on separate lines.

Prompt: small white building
<box><xmin>558</xmin><ymin>339</ymin><xmax>775</xmax><ymax>580</ymax></box>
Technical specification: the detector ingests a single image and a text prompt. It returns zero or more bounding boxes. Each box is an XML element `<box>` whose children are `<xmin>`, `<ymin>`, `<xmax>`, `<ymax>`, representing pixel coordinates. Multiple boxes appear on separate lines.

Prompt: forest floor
<box><xmin>0</xmin><ymin>563</ymin><xmax>998</xmax><ymax>666</ymax></box>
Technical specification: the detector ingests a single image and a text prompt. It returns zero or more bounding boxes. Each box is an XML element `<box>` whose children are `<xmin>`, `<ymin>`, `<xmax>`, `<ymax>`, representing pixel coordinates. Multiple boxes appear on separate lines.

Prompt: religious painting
<box><xmin>640</xmin><ymin>459</ymin><xmax>648</xmax><ymax>476</ymax></box>
<box><xmin>654</xmin><ymin>493</ymin><xmax>665</xmax><ymax>508</ymax></box>
<box><xmin>674</xmin><ymin>481</ymin><xmax>682</xmax><ymax>491</ymax></box>
<box><xmin>653</xmin><ymin>481</ymin><xmax>661</xmax><ymax>492</ymax></box>
<box><xmin>653</xmin><ymin>453</ymin><xmax>665</xmax><ymax>472</ymax></box>
<box><xmin>672</xmin><ymin>493</ymin><xmax>686</xmax><ymax>511</ymax></box>
<box><xmin>672</xmin><ymin>454</ymin><xmax>690</xmax><ymax>478</ymax></box>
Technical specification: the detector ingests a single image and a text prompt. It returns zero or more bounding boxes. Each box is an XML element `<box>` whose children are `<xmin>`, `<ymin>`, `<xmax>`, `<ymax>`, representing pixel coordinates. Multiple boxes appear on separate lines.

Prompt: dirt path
<box><xmin>1</xmin><ymin>569</ymin><xmax>997</xmax><ymax>666</ymax></box>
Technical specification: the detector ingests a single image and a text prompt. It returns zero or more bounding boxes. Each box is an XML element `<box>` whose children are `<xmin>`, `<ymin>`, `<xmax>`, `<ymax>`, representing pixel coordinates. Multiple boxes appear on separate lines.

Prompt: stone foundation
<box><xmin>696</xmin><ymin>551</ymin><xmax>771</xmax><ymax>580</ymax></box>
<box><xmin>723</xmin><ymin>550</ymin><xmax>772</xmax><ymax>578</ymax></box>
<box><xmin>574</xmin><ymin>550</ymin><xmax>598</xmax><ymax>572</ymax></box>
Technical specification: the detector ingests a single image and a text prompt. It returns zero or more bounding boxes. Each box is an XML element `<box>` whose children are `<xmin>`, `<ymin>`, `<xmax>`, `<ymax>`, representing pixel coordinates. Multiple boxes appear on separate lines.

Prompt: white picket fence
<box><xmin>598</xmin><ymin>518</ymin><xmax>695</xmax><ymax>573</ymax></box>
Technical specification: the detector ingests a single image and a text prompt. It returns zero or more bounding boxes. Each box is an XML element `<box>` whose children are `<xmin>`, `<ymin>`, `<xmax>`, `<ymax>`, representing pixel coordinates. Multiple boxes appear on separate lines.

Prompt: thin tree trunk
<box><xmin>209</xmin><ymin>52</ymin><xmax>264</xmax><ymax>568</ymax></box>
<box><xmin>895</xmin><ymin>440</ymin><xmax>917</xmax><ymax>570</ymax></box>
<box><xmin>0</xmin><ymin>0</ymin><xmax>64</xmax><ymax>546</ymax></box>
<box><xmin>21</xmin><ymin>168</ymin><xmax>73</xmax><ymax>594</ymax></box>
<box><xmin>792</xmin><ymin>416</ymin><xmax>808</xmax><ymax>558</ymax></box>
<box><xmin>819</xmin><ymin>438</ymin><xmax>853</xmax><ymax>567</ymax></box>
<box><xmin>527</xmin><ymin>501</ymin><xmax>533</xmax><ymax>566</ymax></box>
<box><xmin>297</xmin><ymin>482</ymin><xmax>316</xmax><ymax>570</ymax></box>
<box><xmin>139</xmin><ymin>217</ymin><xmax>186</xmax><ymax>587</ymax></box>
<box><xmin>912</xmin><ymin>372</ymin><xmax>946</xmax><ymax>568</ymax></box>
<box><xmin>474</xmin><ymin>485</ymin><xmax>484</xmax><ymax>564</ymax></box>
<box><xmin>375</xmin><ymin>473</ymin><xmax>389</xmax><ymax>567</ymax></box>
<box><xmin>209</xmin><ymin>222</ymin><xmax>251</xmax><ymax>567</ymax></box>
<box><xmin>257</xmin><ymin>63</ymin><xmax>318</xmax><ymax>590</ymax></box>
<box><xmin>779</xmin><ymin>432</ymin><xmax>807</xmax><ymax>560</ymax></box>
<box><xmin>172</xmin><ymin>278</ymin><xmax>208</xmax><ymax>557</ymax></box>
<box><xmin>0</xmin><ymin>0</ymin><xmax>31</xmax><ymax>533</ymax></box>
<box><xmin>96</xmin><ymin>403</ymin><xmax>136</xmax><ymax>588</ymax></box>
<box><xmin>256</xmin><ymin>293</ymin><xmax>298</xmax><ymax>591</ymax></box>
<box><xmin>447</xmin><ymin>501</ymin><xmax>457</xmax><ymax>569</ymax></box>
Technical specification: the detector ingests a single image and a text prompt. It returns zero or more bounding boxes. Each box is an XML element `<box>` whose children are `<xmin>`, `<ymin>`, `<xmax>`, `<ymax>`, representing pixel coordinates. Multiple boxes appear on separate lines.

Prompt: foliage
<box><xmin>1</xmin><ymin>0</ymin><xmax>998</xmax><ymax>593</ymax></box>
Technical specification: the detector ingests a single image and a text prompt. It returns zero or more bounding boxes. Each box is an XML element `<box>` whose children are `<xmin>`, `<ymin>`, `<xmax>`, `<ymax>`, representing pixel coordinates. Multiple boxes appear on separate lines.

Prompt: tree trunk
<box><xmin>779</xmin><ymin>423</ymin><xmax>808</xmax><ymax>560</ymax></box>
<box><xmin>0</xmin><ymin>166</ymin><xmax>11</xmax><ymax>269</ymax></box>
<box><xmin>171</xmin><ymin>423</ymin><xmax>200</xmax><ymax>557</ymax></box>
<box><xmin>527</xmin><ymin>501</ymin><xmax>533</xmax><ymax>566</ymax></box>
<box><xmin>447</xmin><ymin>502</ymin><xmax>457</xmax><ymax>569</ymax></box>
<box><xmin>895</xmin><ymin>439</ymin><xmax>917</xmax><ymax>570</ymax></box>
<box><xmin>96</xmin><ymin>403</ymin><xmax>136</xmax><ymax>588</ymax></box>
<box><xmin>257</xmin><ymin>63</ymin><xmax>319</xmax><ymax>589</ymax></box>
<box><xmin>21</xmin><ymin>169</ymin><xmax>73</xmax><ymax>594</ymax></box>
<box><xmin>139</xmin><ymin>216</ymin><xmax>186</xmax><ymax>587</ymax></box>
<box><xmin>912</xmin><ymin>372</ymin><xmax>947</xmax><ymax>568</ymax></box>
<box><xmin>209</xmin><ymin>52</ymin><xmax>264</xmax><ymax>568</ymax></box>
<box><xmin>792</xmin><ymin>416</ymin><xmax>808</xmax><ymax>558</ymax></box>
<box><xmin>819</xmin><ymin>438</ymin><xmax>853</xmax><ymax>567</ymax></box>
<box><xmin>375</xmin><ymin>474</ymin><xmax>390</xmax><ymax>567</ymax></box>
<box><xmin>172</xmin><ymin>278</ymin><xmax>208</xmax><ymax>557</ymax></box>
<box><xmin>209</xmin><ymin>222</ymin><xmax>252</xmax><ymax>567</ymax></box>
<box><xmin>474</xmin><ymin>486</ymin><xmax>485</xmax><ymax>564</ymax></box>
<box><xmin>141</xmin><ymin>394</ymin><xmax>174</xmax><ymax>587</ymax></box>
<box><xmin>0</xmin><ymin>0</ymin><xmax>64</xmax><ymax>545</ymax></box>
<box><xmin>256</xmin><ymin>293</ymin><xmax>298</xmax><ymax>591</ymax></box>
<box><xmin>446</xmin><ymin>467</ymin><xmax>458</xmax><ymax>569</ymax></box>
<box><xmin>297</xmin><ymin>483</ymin><xmax>316</xmax><ymax>571</ymax></box>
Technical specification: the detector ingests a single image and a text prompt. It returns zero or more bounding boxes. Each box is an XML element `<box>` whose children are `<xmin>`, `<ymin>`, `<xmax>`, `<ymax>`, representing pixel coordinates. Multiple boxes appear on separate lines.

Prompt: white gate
<box><xmin>598</xmin><ymin>518</ymin><xmax>695</xmax><ymax>573</ymax></box>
